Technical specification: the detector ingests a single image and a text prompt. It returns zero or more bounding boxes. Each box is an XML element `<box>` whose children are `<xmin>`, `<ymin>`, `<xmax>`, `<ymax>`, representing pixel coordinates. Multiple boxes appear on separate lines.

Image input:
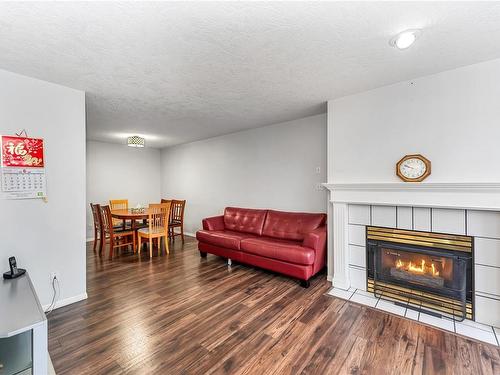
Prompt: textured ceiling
<box><xmin>1</xmin><ymin>2</ymin><xmax>500</xmax><ymax>148</ymax></box>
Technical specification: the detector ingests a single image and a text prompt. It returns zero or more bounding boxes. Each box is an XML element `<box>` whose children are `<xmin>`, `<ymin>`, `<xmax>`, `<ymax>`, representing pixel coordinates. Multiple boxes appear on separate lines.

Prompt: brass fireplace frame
<box><xmin>366</xmin><ymin>226</ymin><xmax>473</xmax><ymax>321</ymax></box>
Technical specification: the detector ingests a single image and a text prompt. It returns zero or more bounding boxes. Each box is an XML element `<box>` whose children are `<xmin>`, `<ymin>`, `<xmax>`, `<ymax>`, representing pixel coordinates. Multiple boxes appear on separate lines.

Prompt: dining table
<box><xmin>111</xmin><ymin>208</ymin><xmax>151</xmax><ymax>230</ymax></box>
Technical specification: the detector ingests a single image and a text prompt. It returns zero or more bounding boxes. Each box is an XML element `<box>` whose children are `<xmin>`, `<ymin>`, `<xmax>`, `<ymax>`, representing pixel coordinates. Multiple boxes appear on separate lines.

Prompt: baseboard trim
<box><xmin>43</xmin><ymin>292</ymin><xmax>88</xmax><ymax>312</ymax></box>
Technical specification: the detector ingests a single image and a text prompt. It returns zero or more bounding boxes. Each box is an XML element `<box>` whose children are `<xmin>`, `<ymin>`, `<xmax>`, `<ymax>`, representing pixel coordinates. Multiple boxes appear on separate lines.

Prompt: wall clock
<box><xmin>396</xmin><ymin>154</ymin><xmax>431</xmax><ymax>182</ymax></box>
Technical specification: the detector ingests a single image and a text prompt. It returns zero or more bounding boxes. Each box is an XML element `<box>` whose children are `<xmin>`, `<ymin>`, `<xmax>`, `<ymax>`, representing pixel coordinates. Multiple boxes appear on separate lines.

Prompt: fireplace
<box><xmin>366</xmin><ymin>226</ymin><xmax>473</xmax><ymax>321</ymax></box>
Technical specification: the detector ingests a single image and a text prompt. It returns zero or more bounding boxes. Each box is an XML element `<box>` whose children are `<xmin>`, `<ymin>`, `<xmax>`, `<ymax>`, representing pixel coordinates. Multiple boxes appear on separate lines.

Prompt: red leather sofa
<box><xmin>196</xmin><ymin>207</ymin><xmax>327</xmax><ymax>287</ymax></box>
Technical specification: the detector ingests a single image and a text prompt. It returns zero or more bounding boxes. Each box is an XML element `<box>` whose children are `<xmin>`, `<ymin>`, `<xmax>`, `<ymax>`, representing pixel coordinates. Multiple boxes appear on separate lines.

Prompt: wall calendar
<box><xmin>1</xmin><ymin>135</ymin><xmax>47</xmax><ymax>200</ymax></box>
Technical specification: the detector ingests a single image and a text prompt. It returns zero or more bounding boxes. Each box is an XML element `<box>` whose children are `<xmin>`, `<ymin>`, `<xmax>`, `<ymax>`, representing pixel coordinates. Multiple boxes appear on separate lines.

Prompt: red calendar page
<box><xmin>1</xmin><ymin>135</ymin><xmax>44</xmax><ymax>168</ymax></box>
<box><xmin>1</xmin><ymin>135</ymin><xmax>47</xmax><ymax>199</ymax></box>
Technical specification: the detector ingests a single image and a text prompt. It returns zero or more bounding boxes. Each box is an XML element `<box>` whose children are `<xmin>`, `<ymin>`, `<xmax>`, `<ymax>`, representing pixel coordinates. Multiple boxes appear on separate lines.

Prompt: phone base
<box><xmin>3</xmin><ymin>268</ymin><xmax>26</xmax><ymax>279</ymax></box>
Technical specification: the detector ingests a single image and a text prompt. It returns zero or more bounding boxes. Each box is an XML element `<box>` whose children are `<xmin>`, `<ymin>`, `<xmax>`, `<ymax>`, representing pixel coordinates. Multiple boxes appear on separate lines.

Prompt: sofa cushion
<box><xmin>262</xmin><ymin>210</ymin><xmax>326</xmax><ymax>241</ymax></box>
<box><xmin>223</xmin><ymin>207</ymin><xmax>268</xmax><ymax>235</ymax></box>
<box><xmin>240</xmin><ymin>237</ymin><xmax>315</xmax><ymax>265</ymax></box>
<box><xmin>196</xmin><ymin>230</ymin><xmax>255</xmax><ymax>250</ymax></box>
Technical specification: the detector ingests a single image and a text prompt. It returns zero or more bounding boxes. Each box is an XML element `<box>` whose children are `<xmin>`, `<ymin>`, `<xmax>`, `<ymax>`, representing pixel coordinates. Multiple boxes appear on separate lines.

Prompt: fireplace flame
<box><xmin>395</xmin><ymin>259</ymin><xmax>440</xmax><ymax>276</ymax></box>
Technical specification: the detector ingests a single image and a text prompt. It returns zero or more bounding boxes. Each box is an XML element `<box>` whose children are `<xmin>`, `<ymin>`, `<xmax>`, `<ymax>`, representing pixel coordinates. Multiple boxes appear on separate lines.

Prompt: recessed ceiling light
<box><xmin>127</xmin><ymin>135</ymin><xmax>145</xmax><ymax>147</ymax></box>
<box><xmin>390</xmin><ymin>29</ymin><xmax>421</xmax><ymax>50</ymax></box>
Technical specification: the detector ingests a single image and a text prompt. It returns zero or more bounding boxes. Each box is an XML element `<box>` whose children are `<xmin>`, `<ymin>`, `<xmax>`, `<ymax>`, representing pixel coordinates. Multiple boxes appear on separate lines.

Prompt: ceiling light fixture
<box><xmin>390</xmin><ymin>29</ymin><xmax>421</xmax><ymax>50</ymax></box>
<box><xmin>127</xmin><ymin>135</ymin><xmax>145</xmax><ymax>148</ymax></box>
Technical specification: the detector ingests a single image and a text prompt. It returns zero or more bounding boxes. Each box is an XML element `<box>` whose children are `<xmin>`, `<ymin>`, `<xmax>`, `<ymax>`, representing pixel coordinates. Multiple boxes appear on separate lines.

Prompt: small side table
<box><xmin>0</xmin><ymin>272</ymin><xmax>48</xmax><ymax>375</ymax></box>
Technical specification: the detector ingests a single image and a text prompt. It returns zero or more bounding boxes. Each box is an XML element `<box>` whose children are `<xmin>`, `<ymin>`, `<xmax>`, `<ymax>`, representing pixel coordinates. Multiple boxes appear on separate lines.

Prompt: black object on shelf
<box><xmin>3</xmin><ymin>256</ymin><xmax>26</xmax><ymax>280</ymax></box>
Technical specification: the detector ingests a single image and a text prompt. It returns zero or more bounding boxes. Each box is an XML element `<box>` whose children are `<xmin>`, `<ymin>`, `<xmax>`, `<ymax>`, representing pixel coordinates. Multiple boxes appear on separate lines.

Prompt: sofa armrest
<box><xmin>202</xmin><ymin>215</ymin><xmax>225</xmax><ymax>231</ymax></box>
<box><xmin>302</xmin><ymin>226</ymin><xmax>327</xmax><ymax>251</ymax></box>
<box><xmin>303</xmin><ymin>226</ymin><xmax>327</xmax><ymax>275</ymax></box>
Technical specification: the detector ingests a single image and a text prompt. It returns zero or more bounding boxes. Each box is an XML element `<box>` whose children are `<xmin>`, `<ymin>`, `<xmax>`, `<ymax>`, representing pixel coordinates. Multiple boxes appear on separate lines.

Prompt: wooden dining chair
<box><xmin>137</xmin><ymin>202</ymin><xmax>171</xmax><ymax>258</ymax></box>
<box><xmin>90</xmin><ymin>203</ymin><xmax>104</xmax><ymax>253</ymax></box>
<box><xmin>109</xmin><ymin>199</ymin><xmax>129</xmax><ymax>228</ymax></box>
<box><xmin>166</xmin><ymin>199</ymin><xmax>186</xmax><ymax>243</ymax></box>
<box><xmin>101</xmin><ymin>205</ymin><xmax>136</xmax><ymax>259</ymax></box>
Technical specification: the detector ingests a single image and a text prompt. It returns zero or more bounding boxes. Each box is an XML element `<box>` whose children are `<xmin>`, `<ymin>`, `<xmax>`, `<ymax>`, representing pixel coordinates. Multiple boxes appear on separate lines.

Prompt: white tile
<box><xmin>459</xmin><ymin>319</ymin><xmax>495</xmax><ymax>332</ymax></box>
<box><xmin>494</xmin><ymin>327</ymin><xmax>500</xmax><ymax>344</ymax></box>
<box><xmin>431</xmin><ymin>208</ymin><xmax>466</xmax><ymax>235</ymax></box>
<box><xmin>475</xmin><ymin>294</ymin><xmax>500</xmax><ymax>327</ymax></box>
<box><xmin>328</xmin><ymin>287</ymin><xmax>355</xmax><ymax>301</ymax></box>
<box><xmin>376</xmin><ymin>299</ymin><xmax>406</xmax><ymax>316</ymax></box>
<box><xmin>475</xmin><ymin>265</ymin><xmax>500</xmax><ymax>296</ymax></box>
<box><xmin>455</xmin><ymin>322</ymin><xmax>498</xmax><ymax>345</ymax></box>
<box><xmin>372</xmin><ymin>206</ymin><xmax>397</xmax><ymax>228</ymax></box>
<box><xmin>48</xmin><ymin>354</ymin><xmax>56</xmax><ymax>375</ymax></box>
<box><xmin>349</xmin><ymin>244</ymin><xmax>366</xmax><ymax>268</ymax></box>
<box><xmin>348</xmin><ymin>224</ymin><xmax>366</xmax><ymax>246</ymax></box>
<box><xmin>405</xmin><ymin>308</ymin><xmax>420</xmax><ymax>321</ymax></box>
<box><xmin>349</xmin><ymin>205</ymin><xmax>371</xmax><ymax>225</ymax></box>
<box><xmin>418</xmin><ymin>313</ymin><xmax>455</xmax><ymax>332</ymax></box>
<box><xmin>413</xmin><ymin>207</ymin><xmax>431</xmax><ymax>232</ymax></box>
<box><xmin>397</xmin><ymin>206</ymin><xmax>413</xmax><ymax>230</ymax></box>
<box><xmin>468</xmin><ymin>210</ymin><xmax>500</xmax><ymax>239</ymax></box>
<box><xmin>349</xmin><ymin>266</ymin><xmax>367</xmax><ymax>290</ymax></box>
<box><xmin>355</xmin><ymin>289</ymin><xmax>375</xmax><ymax>297</ymax></box>
<box><xmin>350</xmin><ymin>292</ymin><xmax>379</xmax><ymax>307</ymax></box>
<box><xmin>475</xmin><ymin>237</ymin><xmax>500</xmax><ymax>268</ymax></box>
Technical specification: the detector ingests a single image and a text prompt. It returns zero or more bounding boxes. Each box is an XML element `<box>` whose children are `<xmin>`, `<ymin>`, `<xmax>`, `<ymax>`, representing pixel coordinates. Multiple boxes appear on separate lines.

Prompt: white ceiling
<box><xmin>1</xmin><ymin>2</ymin><xmax>500</xmax><ymax>148</ymax></box>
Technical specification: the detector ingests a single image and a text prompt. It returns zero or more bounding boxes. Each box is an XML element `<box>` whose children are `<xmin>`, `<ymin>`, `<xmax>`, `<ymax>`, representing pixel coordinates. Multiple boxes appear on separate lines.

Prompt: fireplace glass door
<box><xmin>374</xmin><ymin>243</ymin><xmax>467</xmax><ymax>300</ymax></box>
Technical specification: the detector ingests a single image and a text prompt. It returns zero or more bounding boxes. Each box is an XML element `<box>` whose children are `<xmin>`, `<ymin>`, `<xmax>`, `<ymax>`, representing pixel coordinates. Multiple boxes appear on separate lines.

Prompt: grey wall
<box><xmin>160</xmin><ymin>114</ymin><xmax>327</xmax><ymax>234</ymax></box>
<box><xmin>0</xmin><ymin>68</ymin><xmax>86</xmax><ymax>306</ymax></box>
<box><xmin>329</xmin><ymin>58</ymin><xmax>500</xmax><ymax>183</ymax></box>
<box><xmin>86</xmin><ymin>140</ymin><xmax>161</xmax><ymax>238</ymax></box>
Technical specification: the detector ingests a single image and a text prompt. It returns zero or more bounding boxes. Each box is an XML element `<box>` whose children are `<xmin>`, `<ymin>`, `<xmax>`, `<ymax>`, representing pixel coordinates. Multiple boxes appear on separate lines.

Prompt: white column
<box><xmin>332</xmin><ymin>202</ymin><xmax>350</xmax><ymax>290</ymax></box>
<box><xmin>326</xmin><ymin>191</ymin><xmax>334</xmax><ymax>281</ymax></box>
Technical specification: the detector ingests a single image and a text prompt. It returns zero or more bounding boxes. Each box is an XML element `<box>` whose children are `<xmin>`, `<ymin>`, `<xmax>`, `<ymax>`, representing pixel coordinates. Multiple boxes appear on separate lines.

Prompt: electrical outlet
<box><xmin>316</xmin><ymin>183</ymin><xmax>325</xmax><ymax>191</ymax></box>
<box><xmin>49</xmin><ymin>272</ymin><xmax>60</xmax><ymax>284</ymax></box>
<box><xmin>315</xmin><ymin>166</ymin><xmax>321</xmax><ymax>174</ymax></box>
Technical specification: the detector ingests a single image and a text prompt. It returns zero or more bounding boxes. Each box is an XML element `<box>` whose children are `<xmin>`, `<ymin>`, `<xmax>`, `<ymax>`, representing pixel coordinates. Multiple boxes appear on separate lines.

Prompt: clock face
<box><xmin>399</xmin><ymin>158</ymin><xmax>427</xmax><ymax>179</ymax></box>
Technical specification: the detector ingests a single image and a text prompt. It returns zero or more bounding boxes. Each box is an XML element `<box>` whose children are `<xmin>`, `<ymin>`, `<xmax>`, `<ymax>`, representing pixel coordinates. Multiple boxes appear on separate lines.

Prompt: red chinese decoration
<box><xmin>1</xmin><ymin>136</ymin><xmax>44</xmax><ymax>168</ymax></box>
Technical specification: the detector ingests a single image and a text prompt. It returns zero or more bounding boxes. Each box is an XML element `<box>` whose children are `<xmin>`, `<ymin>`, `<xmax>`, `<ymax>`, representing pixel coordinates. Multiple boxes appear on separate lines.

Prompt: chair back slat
<box><xmin>109</xmin><ymin>199</ymin><xmax>128</xmax><ymax>227</ymax></box>
<box><xmin>101</xmin><ymin>205</ymin><xmax>115</xmax><ymax>236</ymax></box>
<box><xmin>162</xmin><ymin>199</ymin><xmax>186</xmax><ymax>223</ymax></box>
<box><xmin>149</xmin><ymin>203</ymin><xmax>171</xmax><ymax>235</ymax></box>
<box><xmin>171</xmin><ymin>199</ymin><xmax>186</xmax><ymax>223</ymax></box>
<box><xmin>90</xmin><ymin>203</ymin><xmax>102</xmax><ymax>230</ymax></box>
<box><xmin>110</xmin><ymin>199</ymin><xmax>128</xmax><ymax>210</ymax></box>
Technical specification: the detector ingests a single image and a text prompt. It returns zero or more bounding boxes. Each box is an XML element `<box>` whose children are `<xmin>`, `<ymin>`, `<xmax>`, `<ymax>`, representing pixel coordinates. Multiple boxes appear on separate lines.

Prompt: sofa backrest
<box><xmin>224</xmin><ymin>207</ymin><xmax>268</xmax><ymax>235</ymax></box>
<box><xmin>262</xmin><ymin>210</ymin><xmax>326</xmax><ymax>241</ymax></box>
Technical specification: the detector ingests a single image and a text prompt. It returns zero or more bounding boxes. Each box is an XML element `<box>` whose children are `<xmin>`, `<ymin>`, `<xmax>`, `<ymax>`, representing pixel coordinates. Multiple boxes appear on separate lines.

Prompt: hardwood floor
<box><xmin>48</xmin><ymin>237</ymin><xmax>500</xmax><ymax>374</ymax></box>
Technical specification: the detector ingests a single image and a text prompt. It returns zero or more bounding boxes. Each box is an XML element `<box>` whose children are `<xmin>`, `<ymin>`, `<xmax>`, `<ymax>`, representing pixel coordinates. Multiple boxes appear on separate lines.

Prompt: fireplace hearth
<box><xmin>366</xmin><ymin>226</ymin><xmax>473</xmax><ymax>321</ymax></box>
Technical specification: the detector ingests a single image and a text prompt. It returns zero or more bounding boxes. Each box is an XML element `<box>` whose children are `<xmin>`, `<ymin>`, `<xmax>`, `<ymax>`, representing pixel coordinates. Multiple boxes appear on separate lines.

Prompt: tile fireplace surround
<box><xmin>323</xmin><ymin>182</ymin><xmax>500</xmax><ymax>345</ymax></box>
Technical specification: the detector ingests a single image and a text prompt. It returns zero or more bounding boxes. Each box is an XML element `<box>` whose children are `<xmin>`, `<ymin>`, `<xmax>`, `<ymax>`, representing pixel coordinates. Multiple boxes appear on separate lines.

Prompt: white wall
<box><xmin>86</xmin><ymin>140</ymin><xmax>161</xmax><ymax>238</ymax></box>
<box><xmin>160</xmin><ymin>114</ymin><xmax>327</xmax><ymax>234</ymax></box>
<box><xmin>329</xmin><ymin>58</ymin><xmax>500</xmax><ymax>183</ymax></box>
<box><xmin>0</xmin><ymin>68</ymin><xmax>86</xmax><ymax>306</ymax></box>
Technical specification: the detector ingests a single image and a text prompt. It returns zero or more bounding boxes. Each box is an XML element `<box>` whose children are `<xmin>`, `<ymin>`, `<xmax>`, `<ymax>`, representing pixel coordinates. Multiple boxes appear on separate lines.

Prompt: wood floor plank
<box><xmin>47</xmin><ymin>237</ymin><xmax>500</xmax><ymax>374</ymax></box>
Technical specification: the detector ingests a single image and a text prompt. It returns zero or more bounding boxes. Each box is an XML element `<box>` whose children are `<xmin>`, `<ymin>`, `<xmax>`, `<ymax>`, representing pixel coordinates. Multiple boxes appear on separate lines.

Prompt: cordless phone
<box><xmin>3</xmin><ymin>256</ymin><xmax>26</xmax><ymax>279</ymax></box>
<box><xmin>9</xmin><ymin>257</ymin><xmax>18</xmax><ymax>275</ymax></box>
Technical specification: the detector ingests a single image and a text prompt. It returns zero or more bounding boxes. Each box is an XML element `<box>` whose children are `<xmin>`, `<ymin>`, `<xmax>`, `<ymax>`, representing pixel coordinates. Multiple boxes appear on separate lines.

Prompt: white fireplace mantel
<box><xmin>323</xmin><ymin>182</ymin><xmax>500</xmax><ymax>211</ymax></box>
<box><xmin>323</xmin><ymin>181</ymin><xmax>500</xmax><ymax>327</ymax></box>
